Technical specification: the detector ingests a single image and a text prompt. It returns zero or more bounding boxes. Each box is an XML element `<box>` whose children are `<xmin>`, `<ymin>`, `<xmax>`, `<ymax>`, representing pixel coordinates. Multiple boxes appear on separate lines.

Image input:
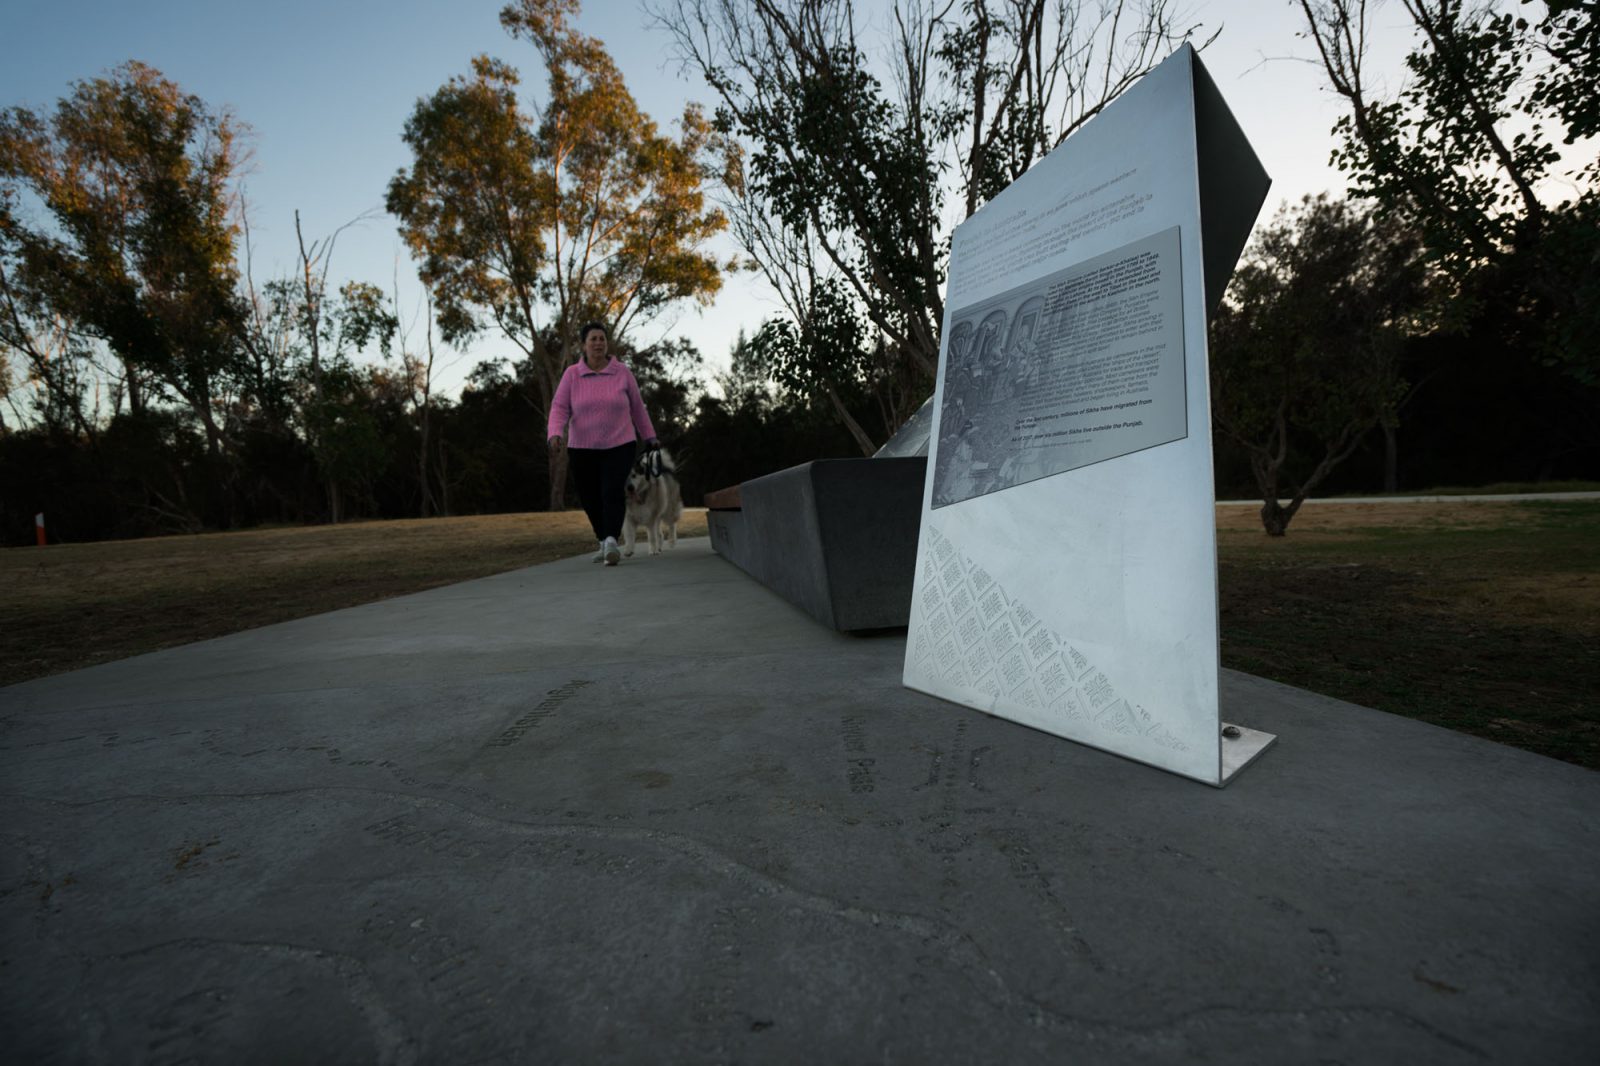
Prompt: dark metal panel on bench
<box><xmin>706</xmin><ymin>457</ymin><xmax>927</xmax><ymax>631</ymax></box>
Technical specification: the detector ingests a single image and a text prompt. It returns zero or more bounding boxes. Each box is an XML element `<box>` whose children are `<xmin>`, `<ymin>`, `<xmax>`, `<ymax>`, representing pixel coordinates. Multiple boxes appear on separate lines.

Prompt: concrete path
<box><xmin>3</xmin><ymin>538</ymin><xmax>1596</xmax><ymax>1064</ymax></box>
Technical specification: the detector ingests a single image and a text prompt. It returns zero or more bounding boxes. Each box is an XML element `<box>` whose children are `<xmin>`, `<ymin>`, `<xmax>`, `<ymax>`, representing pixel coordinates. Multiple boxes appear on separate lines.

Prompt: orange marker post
<box><xmin>35</xmin><ymin>512</ymin><xmax>46</xmax><ymax>547</ymax></box>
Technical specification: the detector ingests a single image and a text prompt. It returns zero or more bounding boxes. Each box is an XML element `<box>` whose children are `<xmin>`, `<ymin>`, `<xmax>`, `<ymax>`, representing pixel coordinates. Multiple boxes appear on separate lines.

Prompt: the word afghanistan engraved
<box><xmin>903</xmin><ymin>45</ymin><xmax>1275</xmax><ymax>785</ymax></box>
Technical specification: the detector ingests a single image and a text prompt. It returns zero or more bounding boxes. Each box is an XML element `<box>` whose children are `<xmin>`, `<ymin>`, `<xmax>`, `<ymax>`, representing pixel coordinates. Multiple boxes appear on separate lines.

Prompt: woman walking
<box><xmin>547</xmin><ymin>323</ymin><xmax>658</xmax><ymax>566</ymax></box>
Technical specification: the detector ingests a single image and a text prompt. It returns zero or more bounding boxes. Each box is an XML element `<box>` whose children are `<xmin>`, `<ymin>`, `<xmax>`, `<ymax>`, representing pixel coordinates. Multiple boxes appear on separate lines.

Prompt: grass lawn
<box><xmin>1217</xmin><ymin>499</ymin><xmax>1599</xmax><ymax>769</ymax></box>
<box><xmin>4</xmin><ymin>500</ymin><xmax>1595</xmax><ymax>770</ymax></box>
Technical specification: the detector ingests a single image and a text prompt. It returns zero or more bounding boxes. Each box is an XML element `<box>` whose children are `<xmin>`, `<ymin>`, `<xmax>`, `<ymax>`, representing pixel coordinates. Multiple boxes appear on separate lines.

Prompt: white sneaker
<box><xmin>603</xmin><ymin>537</ymin><xmax>621</xmax><ymax>566</ymax></box>
<box><xmin>592</xmin><ymin>540</ymin><xmax>606</xmax><ymax>563</ymax></box>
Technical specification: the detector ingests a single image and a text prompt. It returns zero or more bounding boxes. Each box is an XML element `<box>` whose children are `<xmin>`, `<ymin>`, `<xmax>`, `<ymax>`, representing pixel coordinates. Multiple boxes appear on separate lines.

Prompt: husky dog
<box><xmin>622</xmin><ymin>445</ymin><xmax>683</xmax><ymax>556</ymax></box>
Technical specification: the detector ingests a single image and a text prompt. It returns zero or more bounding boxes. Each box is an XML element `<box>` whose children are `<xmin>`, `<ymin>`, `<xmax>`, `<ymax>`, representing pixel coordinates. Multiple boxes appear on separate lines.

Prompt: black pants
<box><xmin>567</xmin><ymin>442</ymin><xmax>635</xmax><ymax>541</ymax></box>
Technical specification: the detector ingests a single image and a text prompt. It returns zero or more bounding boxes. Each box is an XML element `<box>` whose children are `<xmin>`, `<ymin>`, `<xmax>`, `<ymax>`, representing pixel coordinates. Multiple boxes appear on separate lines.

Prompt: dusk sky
<box><xmin>4</xmin><ymin>0</ymin><xmax>1420</xmax><ymax>395</ymax></box>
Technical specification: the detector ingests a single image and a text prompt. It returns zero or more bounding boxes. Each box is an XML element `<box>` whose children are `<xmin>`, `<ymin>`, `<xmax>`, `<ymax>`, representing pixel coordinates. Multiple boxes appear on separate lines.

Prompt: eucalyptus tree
<box><xmin>654</xmin><ymin>0</ymin><xmax>1209</xmax><ymax>446</ymax></box>
<box><xmin>1210</xmin><ymin>196</ymin><xmax>1431</xmax><ymax>536</ymax></box>
<box><xmin>0</xmin><ymin>62</ymin><xmax>247</xmax><ymax>459</ymax></box>
<box><xmin>394</xmin><ymin>290</ymin><xmax>445</xmax><ymax>519</ymax></box>
<box><xmin>387</xmin><ymin>0</ymin><xmax>729</xmax><ymax>507</ymax></box>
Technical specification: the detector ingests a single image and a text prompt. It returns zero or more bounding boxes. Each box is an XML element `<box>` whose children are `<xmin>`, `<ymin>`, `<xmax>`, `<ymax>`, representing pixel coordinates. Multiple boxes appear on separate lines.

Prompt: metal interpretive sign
<box><xmin>903</xmin><ymin>45</ymin><xmax>1274</xmax><ymax>785</ymax></box>
<box><xmin>931</xmin><ymin>226</ymin><xmax>1188</xmax><ymax>508</ymax></box>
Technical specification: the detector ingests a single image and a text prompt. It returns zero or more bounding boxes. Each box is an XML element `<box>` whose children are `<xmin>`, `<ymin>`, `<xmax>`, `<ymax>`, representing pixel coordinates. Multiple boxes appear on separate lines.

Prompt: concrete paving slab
<box><xmin>3</xmin><ymin>537</ymin><xmax>1597</xmax><ymax>1064</ymax></box>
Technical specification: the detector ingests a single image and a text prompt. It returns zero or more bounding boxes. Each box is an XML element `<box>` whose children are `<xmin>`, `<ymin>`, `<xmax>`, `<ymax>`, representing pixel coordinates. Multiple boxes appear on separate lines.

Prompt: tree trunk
<box><xmin>193</xmin><ymin>395</ymin><xmax>239</xmax><ymax>529</ymax></box>
<box><xmin>197</xmin><ymin>400</ymin><xmax>224</xmax><ymax>460</ymax></box>
<box><xmin>437</xmin><ymin>435</ymin><xmax>452</xmax><ymax>517</ymax></box>
<box><xmin>1248</xmin><ymin>442</ymin><xmax>1290</xmax><ymax>537</ymax></box>
<box><xmin>297</xmin><ymin>211</ymin><xmax>330</xmax><ymax>524</ymax></box>
<box><xmin>1382</xmin><ymin>422</ymin><xmax>1399</xmax><ymax>493</ymax></box>
<box><xmin>418</xmin><ymin>406</ymin><xmax>436</xmax><ymax>518</ymax></box>
<box><xmin>126</xmin><ymin>365</ymin><xmax>144</xmax><ymax>418</ymax></box>
<box><xmin>826</xmin><ymin>385</ymin><xmax>878</xmax><ymax>457</ymax></box>
<box><xmin>418</xmin><ymin>307</ymin><xmax>439</xmax><ymax>518</ymax></box>
<box><xmin>1259</xmin><ymin>498</ymin><xmax>1301</xmax><ymax>537</ymax></box>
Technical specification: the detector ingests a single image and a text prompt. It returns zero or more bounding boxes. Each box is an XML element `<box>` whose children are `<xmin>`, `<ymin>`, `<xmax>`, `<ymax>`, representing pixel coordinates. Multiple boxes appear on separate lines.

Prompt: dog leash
<box><xmin>641</xmin><ymin>446</ymin><xmax>675</xmax><ymax>480</ymax></box>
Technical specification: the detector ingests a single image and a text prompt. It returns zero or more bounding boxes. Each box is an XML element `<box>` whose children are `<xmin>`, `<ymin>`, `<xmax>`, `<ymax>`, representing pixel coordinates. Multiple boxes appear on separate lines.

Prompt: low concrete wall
<box><xmin>709</xmin><ymin>457</ymin><xmax>927</xmax><ymax>631</ymax></box>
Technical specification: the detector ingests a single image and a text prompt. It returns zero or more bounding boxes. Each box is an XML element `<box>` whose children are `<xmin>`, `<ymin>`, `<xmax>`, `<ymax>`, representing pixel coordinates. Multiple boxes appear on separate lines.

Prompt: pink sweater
<box><xmin>546</xmin><ymin>358</ymin><xmax>657</xmax><ymax>449</ymax></box>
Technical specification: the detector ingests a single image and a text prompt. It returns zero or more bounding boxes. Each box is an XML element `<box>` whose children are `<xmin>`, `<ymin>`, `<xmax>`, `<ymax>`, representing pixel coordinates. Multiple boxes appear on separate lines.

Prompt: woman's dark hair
<box><xmin>579</xmin><ymin>321</ymin><xmax>607</xmax><ymax>343</ymax></box>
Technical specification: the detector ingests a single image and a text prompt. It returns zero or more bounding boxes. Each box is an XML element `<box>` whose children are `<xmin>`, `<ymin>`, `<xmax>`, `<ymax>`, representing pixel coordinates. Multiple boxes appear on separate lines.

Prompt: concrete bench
<box><xmin>706</xmin><ymin>457</ymin><xmax>927</xmax><ymax>631</ymax></box>
<box><xmin>703</xmin><ymin>484</ymin><xmax>742</xmax><ymax>511</ymax></box>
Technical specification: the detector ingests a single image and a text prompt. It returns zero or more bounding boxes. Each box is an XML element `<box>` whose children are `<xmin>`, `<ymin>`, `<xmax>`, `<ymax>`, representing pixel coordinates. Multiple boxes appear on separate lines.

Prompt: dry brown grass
<box><xmin>1</xmin><ymin>510</ymin><xmax>708</xmax><ymax>685</ymax></box>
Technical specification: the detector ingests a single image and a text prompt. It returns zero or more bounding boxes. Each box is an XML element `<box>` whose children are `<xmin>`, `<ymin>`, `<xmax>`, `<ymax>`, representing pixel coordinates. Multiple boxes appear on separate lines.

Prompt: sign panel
<box><xmin>902</xmin><ymin>46</ymin><xmax>1272</xmax><ymax>785</ymax></box>
<box><xmin>932</xmin><ymin>226</ymin><xmax>1187</xmax><ymax>507</ymax></box>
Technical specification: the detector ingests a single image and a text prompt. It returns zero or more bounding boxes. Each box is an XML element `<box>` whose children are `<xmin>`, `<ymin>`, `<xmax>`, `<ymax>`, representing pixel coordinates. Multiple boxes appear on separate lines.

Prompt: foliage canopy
<box><xmin>0</xmin><ymin>61</ymin><xmax>246</xmax><ymax>454</ymax></box>
<box><xmin>1296</xmin><ymin>0</ymin><xmax>1600</xmax><ymax>382</ymax></box>
<box><xmin>387</xmin><ymin>0</ymin><xmax>730</xmax><ymax>416</ymax></box>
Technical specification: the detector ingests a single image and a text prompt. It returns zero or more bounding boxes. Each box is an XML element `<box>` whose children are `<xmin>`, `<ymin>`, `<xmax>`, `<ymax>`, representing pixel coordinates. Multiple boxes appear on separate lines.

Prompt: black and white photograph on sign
<box><xmin>931</xmin><ymin>226</ymin><xmax>1187</xmax><ymax>508</ymax></box>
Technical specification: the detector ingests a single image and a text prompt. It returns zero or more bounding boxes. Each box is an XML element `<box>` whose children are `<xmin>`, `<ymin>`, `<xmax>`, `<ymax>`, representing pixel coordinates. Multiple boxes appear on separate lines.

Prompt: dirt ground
<box><xmin>4</xmin><ymin>500</ymin><xmax>1595</xmax><ymax>769</ymax></box>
